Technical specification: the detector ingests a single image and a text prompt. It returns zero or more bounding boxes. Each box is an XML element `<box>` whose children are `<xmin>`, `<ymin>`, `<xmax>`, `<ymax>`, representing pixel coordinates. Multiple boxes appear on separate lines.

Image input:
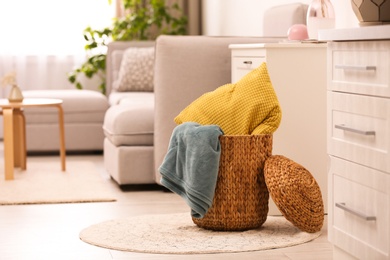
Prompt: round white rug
<box><xmin>79</xmin><ymin>213</ymin><xmax>321</xmax><ymax>254</ymax></box>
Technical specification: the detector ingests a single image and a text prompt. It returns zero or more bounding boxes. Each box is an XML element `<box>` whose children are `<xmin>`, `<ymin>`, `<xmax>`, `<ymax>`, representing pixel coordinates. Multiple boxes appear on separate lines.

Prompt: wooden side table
<box><xmin>0</xmin><ymin>98</ymin><xmax>66</xmax><ymax>180</ymax></box>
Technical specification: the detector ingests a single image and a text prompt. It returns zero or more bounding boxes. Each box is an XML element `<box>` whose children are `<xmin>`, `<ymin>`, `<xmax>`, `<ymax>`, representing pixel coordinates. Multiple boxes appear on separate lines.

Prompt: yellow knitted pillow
<box><xmin>174</xmin><ymin>62</ymin><xmax>282</xmax><ymax>135</ymax></box>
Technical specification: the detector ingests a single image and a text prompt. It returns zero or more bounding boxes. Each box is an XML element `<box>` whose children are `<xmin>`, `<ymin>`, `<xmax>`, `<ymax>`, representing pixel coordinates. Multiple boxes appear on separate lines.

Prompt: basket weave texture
<box><xmin>264</xmin><ymin>155</ymin><xmax>324</xmax><ymax>233</ymax></box>
<box><xmin>192</xmin><ymin>135</ymin><xmax>273</xmax><ymax>231</ymax></box>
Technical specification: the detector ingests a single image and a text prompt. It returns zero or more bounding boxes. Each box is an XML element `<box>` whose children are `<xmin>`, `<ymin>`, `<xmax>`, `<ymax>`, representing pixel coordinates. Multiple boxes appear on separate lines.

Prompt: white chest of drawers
<box><xmin>326</xmin><ymin>39</ymin><xmax>390</xmax><ymax>259</ymax></box>
<box><xmin>229</xmin><ymin>43</ymin><xmax>327</xmax><ymax>215</ymax></box>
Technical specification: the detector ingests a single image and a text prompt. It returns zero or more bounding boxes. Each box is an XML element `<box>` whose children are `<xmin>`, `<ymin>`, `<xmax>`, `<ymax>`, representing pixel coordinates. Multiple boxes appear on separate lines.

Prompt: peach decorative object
<box><xmin>287</xmin><ymin>24</ymin><xmax>309</xmax><ymax>41</ymax></box>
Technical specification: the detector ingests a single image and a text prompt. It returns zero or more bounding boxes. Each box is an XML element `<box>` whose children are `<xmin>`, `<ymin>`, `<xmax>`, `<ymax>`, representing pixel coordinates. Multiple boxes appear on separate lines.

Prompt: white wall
<box><xmin>202</xmin><ymin>0</ymin><xmax>359</xmax><ymax>36</ymax></box>
<box><xmin>332</xmin><ymin>0</ymin><xmax>359</xmax><ymax>28</ymax></box>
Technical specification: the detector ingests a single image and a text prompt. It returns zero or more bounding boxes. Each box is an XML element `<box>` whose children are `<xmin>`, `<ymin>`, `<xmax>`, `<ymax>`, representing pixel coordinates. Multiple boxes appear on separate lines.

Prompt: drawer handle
<box><xmin>243</xmin><ymin>61</ymin><xmax>253</xmax><ymax>65</ymax></box>
<box><xmin>335</xmin><ymin>65</ymin><xmax>376</xmax><ymax>71</ymax></box>
<box><xmin>336</xmin><ymin>203</ymin><xmax>376</xmax><ymax>221</ymax></box>
<box><xmin>335</xmin><ymin>124</ymin><xmax>375</xmax><ymax>136</ymax></box>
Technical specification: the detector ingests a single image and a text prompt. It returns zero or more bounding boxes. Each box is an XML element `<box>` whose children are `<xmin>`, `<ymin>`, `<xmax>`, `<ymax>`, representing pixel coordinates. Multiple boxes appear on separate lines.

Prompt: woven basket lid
<box><xmin>264</xmin><ymin>155</ymin><xmax>324</xmax><ymax>233</ymax></box>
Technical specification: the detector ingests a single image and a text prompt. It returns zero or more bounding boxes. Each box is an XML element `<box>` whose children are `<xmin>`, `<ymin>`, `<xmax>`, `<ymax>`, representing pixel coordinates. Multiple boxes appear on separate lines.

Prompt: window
<box><xmin>0</xmin><ymin>0</ymin><xmax>113</xmax><ymax>55</ymax></box>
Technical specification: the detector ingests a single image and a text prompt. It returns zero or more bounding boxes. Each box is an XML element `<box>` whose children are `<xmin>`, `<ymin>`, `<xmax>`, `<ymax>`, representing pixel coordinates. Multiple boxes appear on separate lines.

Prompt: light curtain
<box><xmin>0</xmin><ymin>0</ymin><xmax>113</xmax><ymax>138</ymax></box>
<box><xmin>0</xmin><ymin>0</ymin><xmax>114</xmax><ymax>95</ymax></box>
<box><xmin>0</xmin><ymin>55</ymin><xmax>93</xmax><ymax>95</ymax></box>
<box><xmin>166</xmin><ymin>0</ymin><xmax>203</xmax><ymax>35</ymax></box>
<box><xmin>0</xmin><ymin>0</ymin><xmax>201</xmax><ymax>98</ymax></box>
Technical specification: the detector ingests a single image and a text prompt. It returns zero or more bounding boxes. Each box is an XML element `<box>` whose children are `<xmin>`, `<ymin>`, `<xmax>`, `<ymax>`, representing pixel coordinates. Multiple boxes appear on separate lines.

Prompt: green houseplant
<box><xmin>68</xmin><ymin>0</ymin><xmax>187</xmax><ymax>94</ymax></box>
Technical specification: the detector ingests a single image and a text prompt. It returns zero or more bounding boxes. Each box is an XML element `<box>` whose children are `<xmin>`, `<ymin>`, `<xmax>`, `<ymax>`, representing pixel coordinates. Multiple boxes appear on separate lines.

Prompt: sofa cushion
<box><xmin>108</xmin><ymin>92</ymin><xmax>154</xmax><ymax>106</ymax></box>
<box><xmin>174</xmin><ymin>63</ymin><xmax>282</xmax><ymax>135</ymax></box>
<box><xmin>103</xmin><ymin>93</ymin><xmax>154</xmax><ymax>146</ymax></box>
<box><xmin>113</xmin><ymin>47</ymin><xmax>155</xmax><ymax>92</ymax></box>
<box><xmin>22</xmin><ymin>89</ymin><xmax>109</xmax><ymax>124</ymax></box>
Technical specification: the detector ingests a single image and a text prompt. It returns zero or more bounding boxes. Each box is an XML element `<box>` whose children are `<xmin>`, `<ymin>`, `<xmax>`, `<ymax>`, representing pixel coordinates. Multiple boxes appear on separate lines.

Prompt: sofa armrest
<box><xmin>153</xmin><ymin>35</ymin><xmax>283</xmax><ymax>184</ymax></box>
<box><xmin>263</xmin><ymin>3</ymin><xmax>308</xmax><ymax>37</ymax></box>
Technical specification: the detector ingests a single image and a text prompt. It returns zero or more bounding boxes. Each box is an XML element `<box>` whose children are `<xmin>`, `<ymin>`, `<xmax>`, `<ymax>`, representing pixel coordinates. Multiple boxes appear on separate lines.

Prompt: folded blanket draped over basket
<box><xmin>159</xmin><ymin>122</ymin><xmax>224</xmax><ymax>218</ymax></box>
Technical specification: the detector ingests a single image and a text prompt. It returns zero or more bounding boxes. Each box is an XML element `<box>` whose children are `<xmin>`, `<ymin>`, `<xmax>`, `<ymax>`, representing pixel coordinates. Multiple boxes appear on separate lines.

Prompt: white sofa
<box><xmin>19</xmin><ymin>3</ymin><xmax>308</xmax><ymax>185</ymax></box>
<box><xmin>103</xmin><ymin>3</ymin><xmax>308</xmax><ymax>185</ymax></box>
<box><xmin>103</xmin><ymin>41</ymin><xmax>156</xmax><ymax>184</ymax></box>
<box><xmin>22</xmin><ymin>89</ymin><xmax>109</xmax><ymax>152</ymax></box>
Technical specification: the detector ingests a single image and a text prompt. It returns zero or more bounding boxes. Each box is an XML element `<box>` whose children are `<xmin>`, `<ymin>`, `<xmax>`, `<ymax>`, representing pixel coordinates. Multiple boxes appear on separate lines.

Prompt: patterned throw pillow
<box><xmin>174</xmin><ymin>62</ymin><xmax>282</xmax><ymax>135</ymax></box>
<box><xmin>113</xmin><ymin>47</ymin><xmax>155</xmax><ymax>92</ymax></box>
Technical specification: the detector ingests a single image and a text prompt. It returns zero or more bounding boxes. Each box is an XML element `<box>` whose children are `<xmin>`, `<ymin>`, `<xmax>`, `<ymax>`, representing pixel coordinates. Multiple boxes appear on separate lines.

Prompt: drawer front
<box><xmin>328</xmin><ymin>41</ymin><xmax>390</xmax><ymax>97</ymax></box>
<box><xmin>330</xmin><ymin>157</ymin><xmax>389</xmax><ymax>259</ymax></box>
<box><xmin>328</xmin><ymin>91</ymin><xmax>390</xmax><ymax>172</ymax></box>
<box><xmin>231</xmin><ymin>57</ymin><xmax>265</xmax><ymax>83</ymax></box>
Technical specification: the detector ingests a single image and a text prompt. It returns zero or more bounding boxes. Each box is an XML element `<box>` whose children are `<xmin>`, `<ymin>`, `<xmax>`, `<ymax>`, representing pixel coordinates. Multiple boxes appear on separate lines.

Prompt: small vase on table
<box><xmin>8</xmin><ymin>84</ymin><xmax>24</xmax><ymax>103</ymax></box>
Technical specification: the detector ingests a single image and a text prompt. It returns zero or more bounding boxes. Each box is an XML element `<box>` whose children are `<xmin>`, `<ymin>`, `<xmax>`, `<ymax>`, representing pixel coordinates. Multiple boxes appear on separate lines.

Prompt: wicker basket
<box><xmin>192</xmin><ymin>135</ymin><xmax>273</xmax><ymax>231</ymax></box>
<box><xmin>264</xmin><ymin>155</ymin><xmax>324</xmax><ymax>233</ymax></box>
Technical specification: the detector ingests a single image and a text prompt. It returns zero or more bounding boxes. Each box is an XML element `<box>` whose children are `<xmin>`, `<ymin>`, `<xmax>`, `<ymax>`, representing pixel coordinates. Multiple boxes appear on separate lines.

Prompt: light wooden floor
<box><xmin>0</xmin><ymin>150</ymin><xmax>333</xmax><ymax>260</ymax></box>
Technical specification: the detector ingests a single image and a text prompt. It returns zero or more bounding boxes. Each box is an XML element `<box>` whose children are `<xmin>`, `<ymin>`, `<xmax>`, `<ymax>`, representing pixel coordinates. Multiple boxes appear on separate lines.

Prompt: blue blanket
<box><xmin>159</xmin><ymin>122</ymin><xmax>223</xmax><ymax>218</ymax></box>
